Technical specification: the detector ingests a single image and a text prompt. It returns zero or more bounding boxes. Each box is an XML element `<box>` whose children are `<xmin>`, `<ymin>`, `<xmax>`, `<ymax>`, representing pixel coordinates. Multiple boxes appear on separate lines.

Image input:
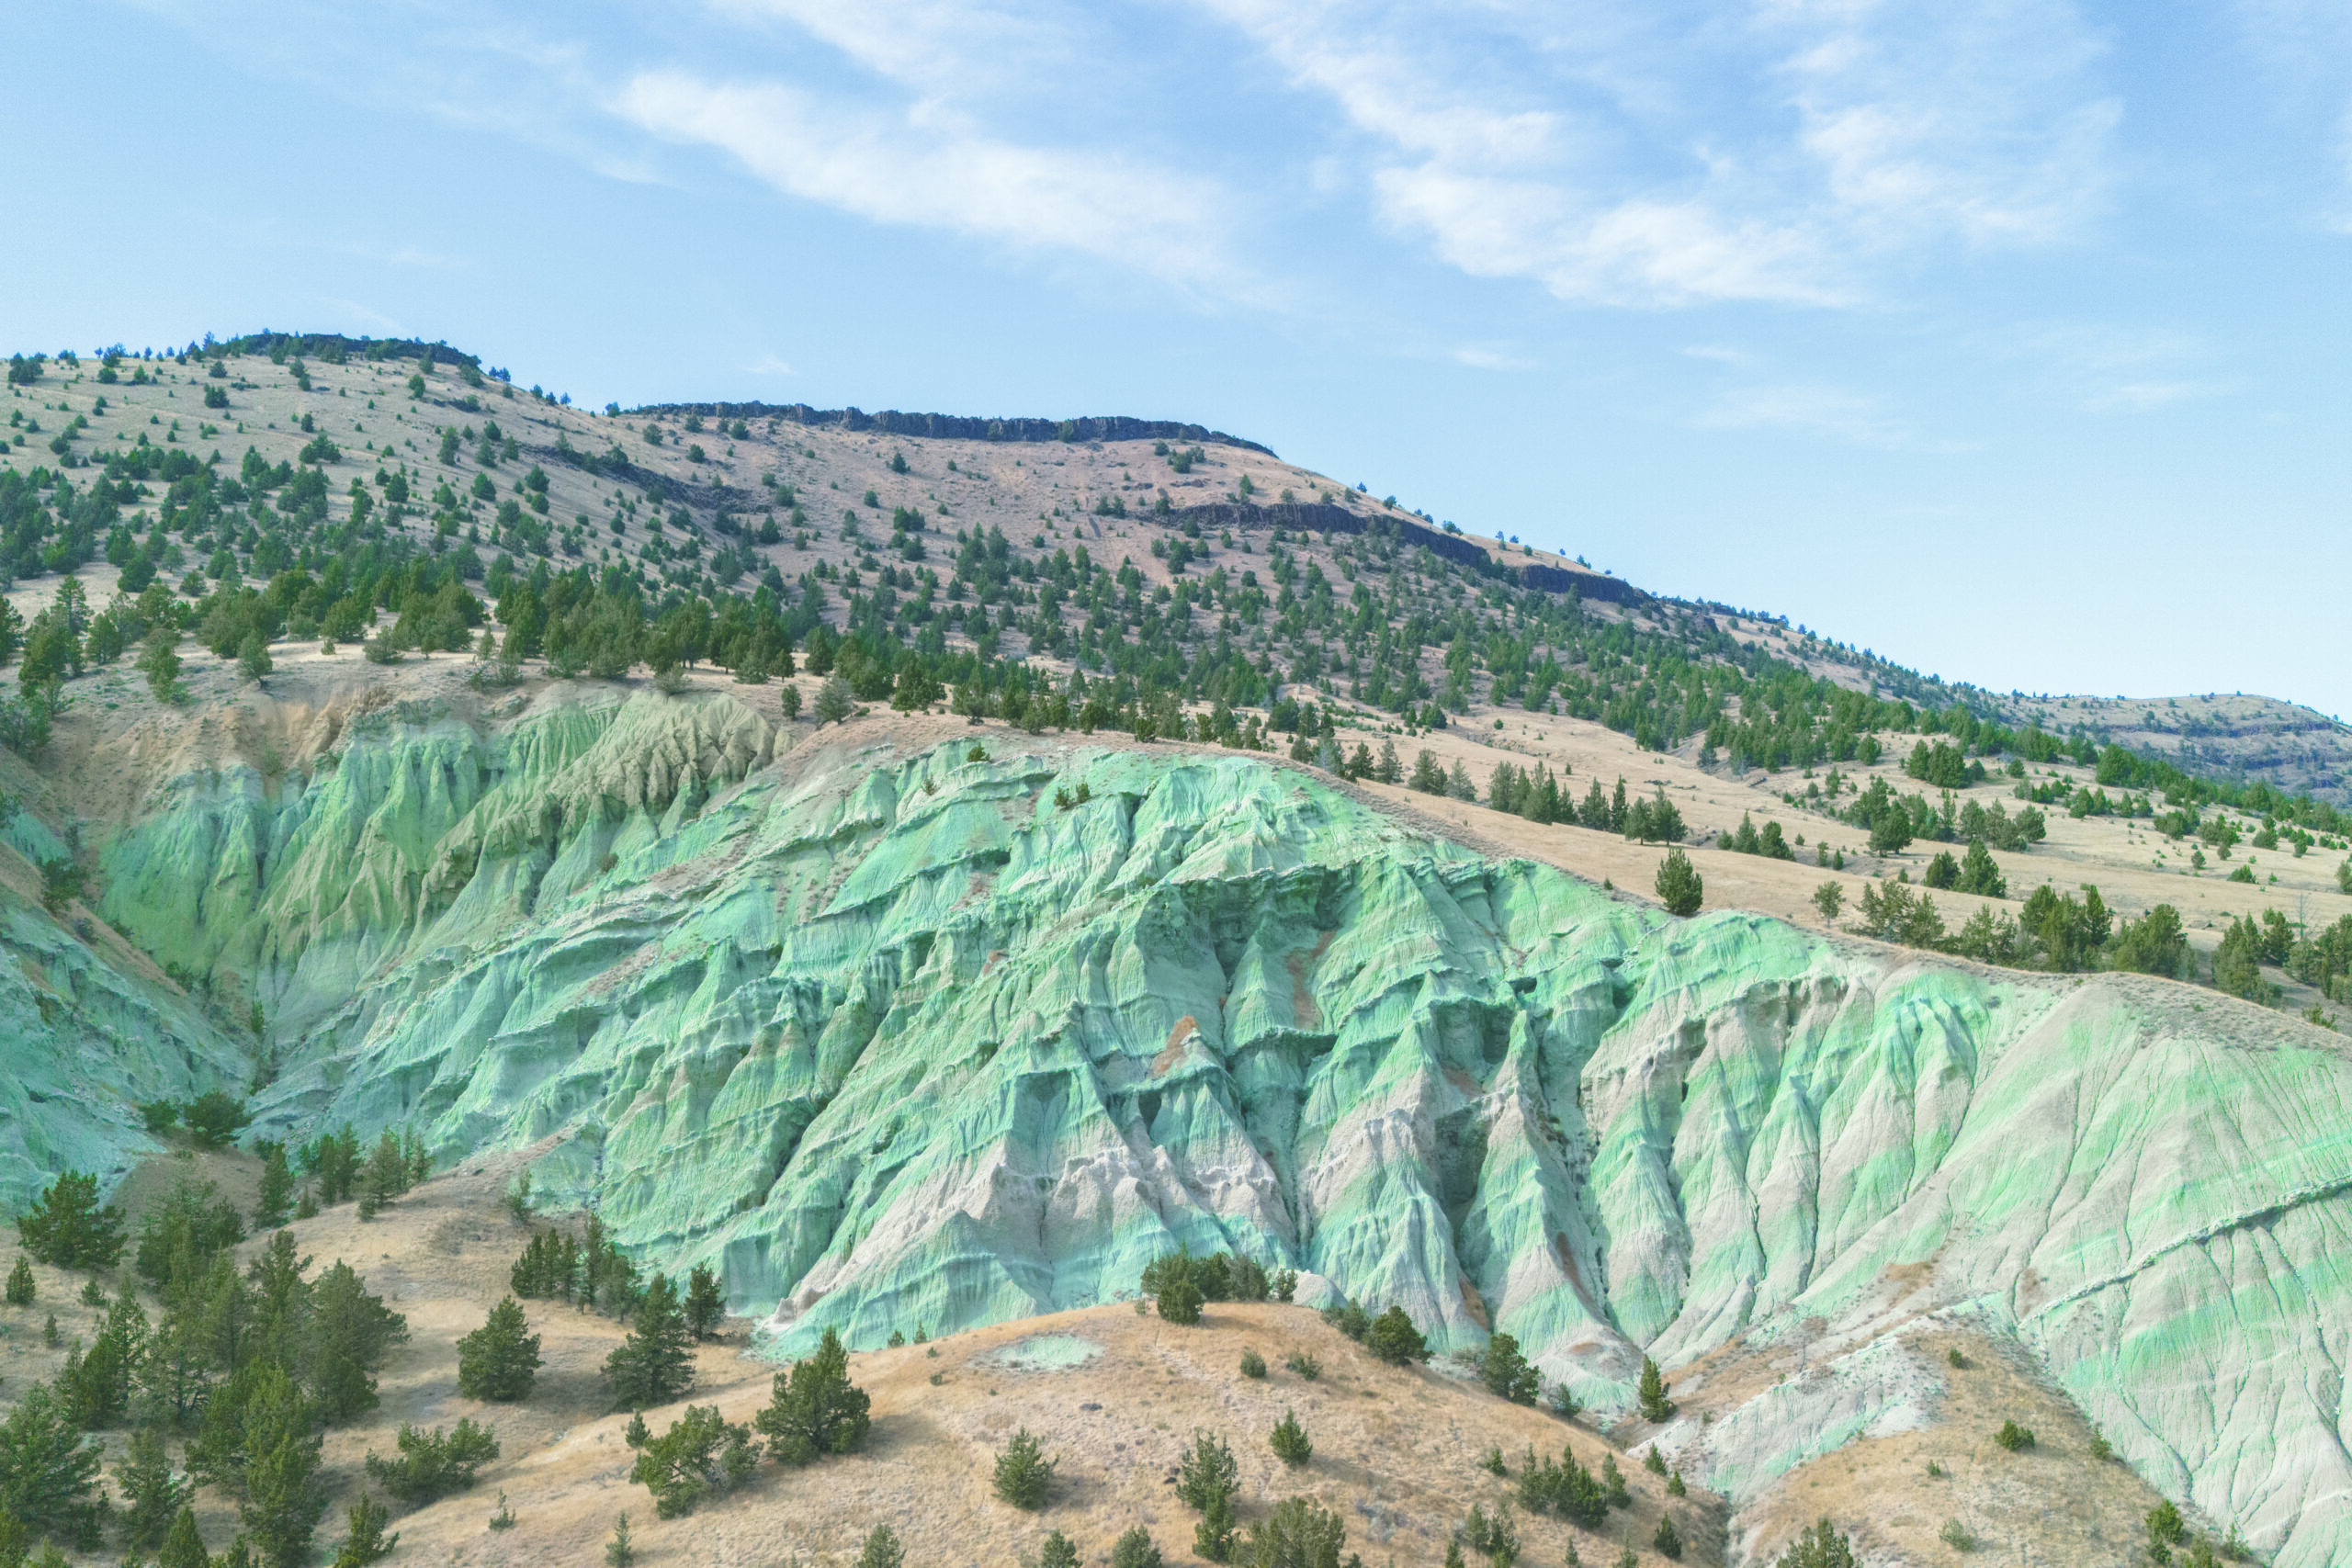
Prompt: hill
<box><xmin>2</xmin><ymin>336</ymin><xmax>2349</xmax><ymax>1565</ymax></box>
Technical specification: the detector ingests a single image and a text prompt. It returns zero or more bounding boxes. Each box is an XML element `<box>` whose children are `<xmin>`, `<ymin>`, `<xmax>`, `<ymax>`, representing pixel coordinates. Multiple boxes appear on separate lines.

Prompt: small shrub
<box><xmin>488</xmin><ymin>1491</ymin><xmax>515</xmax><ymax>1531</ymax></box>
<box><xmin>331</xmin><ymin>1495</ymin><xmax>398</xmax><ymax>1567</ymax></box>
<box><xmin>1463</xmin><ymin>1501</ymin><xmax>1519</xmax><ymax>1566</ymax></box>
<box><xmin>1939</xmin><ymin>1518</ymin><xmax>1977</xmax><ymax>1551</ymax></box>
<box><xmin>856</xmin><ymin>1524</ymin><xmax>906</xmax><ymax>1568</ymax></box>
<box><xmin>1112</xmin><ymin>1526</ymin><xmax>1163</xmax><ymax>1568</ymax></box>
<box><xmin>1283</xmin><ymin>1350</ymin><xmax>1321</xmax><ymax>1381</ymax></box>
<box><xmin>605</xmin><ymin>1513</ymin><xmax>635</xmax><ymax>1568</ymax></box>
<box><xmin>1480</xmin><ymin>1446</ymin><xmax>1506</xmax><ymax>1476</ymax></box>
<box><xmin>994</xmin><ymin>1427</ymin><xmax>1057</xmax><ymax>1509</ymax></box>
<box><xmin>1239</xmin><ymin>1348</ymin><xmax>1267</xmax><ymax>1379</ymax></box>
<box><xmin>2087</xmin><ymin>1427</ymin><xmax>2114</xmax><ymax>1461</ymax></box>
<box><xmin>1653</xmin><ymin>1512</ymin><xmax>1683</xmax><ymax>1561</ymax></box>
<box><xmin>1925</xmin><ymin>1459</ymin><xmax>1944</xmax><ymax>1478</ymax></box>
<box><xmin>1667</xmin><ymin>1466</ymin><xmax>1686</xmax><ymax>1497</ymax></box>
<box><xmin>1366</xmin><ymin>1304</ymin><xmax>1428</xmax><ymax>1364</ymax></box>
<box><xmin>1645</xmin><ymin>1445</ymin><xmax>1667</xmax><ymax>1475</ymax></box>
<box><xmin>1035</xmin><ymin>1529</ymin><xmax>1080</xmax><ymax>1568</ymax></box>
<box><xmin>1993</xmin><ymin>1420</ymin><xmax>2035</xmax><ymax>1452</ymax></box>
<box><xmin>6</xmin><ymin>1255</ymin><xmax>33</xmax><ymax>1306</ymax></box>
<box><xmin>1636</xmin><ymin>1356</ymin><xmax>1676</xmax><ymax>1422</ymax></box>
<box><xmin>1946</xmin><ymin>1348</ymin><xmax>1968</xmax><ymax>1370</ymax></box>
<box><xmin>1270</xmin><ymin>1409</ymin><xmax>1312</xmax><ymax>1467</ymax></box>
<box><xmin>1250</xmin><ymin>1498</ymin><xmax>1348</xmax><ymax>1568</ymax></box>
<box><xmin>364</xmin><ymin>1418</ymin><xmax>501</xmax><ymax>1503</ymax></box>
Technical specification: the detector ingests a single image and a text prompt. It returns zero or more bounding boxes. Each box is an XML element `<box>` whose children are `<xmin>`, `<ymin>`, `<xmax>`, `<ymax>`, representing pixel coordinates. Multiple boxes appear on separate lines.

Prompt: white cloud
<box><xmin>1695</xmin><ymin>379</ymin><xmax>1970</xmax><ymax>449</ymax></box>
<box><xmin>1199</xmin><ymin>0</ymin><xmax>2120</xmax><ymax>306</ymax></box>
<box><xmin>1451</xmin><ymin>344</ymin><xmax>1532</xmax><ymax>371</ymax></box>
<box><xmin>613</xmin><ymin>71</ymin><xmax>1234</xmax><ymax>288</ymax></box>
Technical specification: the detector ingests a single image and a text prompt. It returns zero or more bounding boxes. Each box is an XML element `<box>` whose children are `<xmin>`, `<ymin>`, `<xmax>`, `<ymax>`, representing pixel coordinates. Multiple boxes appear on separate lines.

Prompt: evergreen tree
<box><xmin>237</xmin><ymin>1366</ymin><xmax>325</xmax><ymax>1568</ymax></box>
<box><xmin>605</xmin><ymin>1274</ymin><xmax>695</xmax><ymax>1410</ymax></box>
<box><xmin>753</xmin><ymin>1325</ymin><xmax>870</xmax><ymax>1465</ymax></box>
<box><xmin>1374</xmin><ymin>739</ymin><xmax>1401</xmax><ymax>784</ymax></box>
<box><xmin>1365</xmin><ymin>1305</ymin><xmax>1429</xmax><ymax>1365</ymax></box>
<box><xmin>363</xmin><ymin>1420</ymin><xmax>500</xmax><ymax>1503</ymax></box>
<box><xmin>308</xmin><ymin>1261</ymin><xmax>409</xmax><ymax>1425</ymax></box>
<box><xmin>1479</xmin><ymin>1332</ymin><xmax>1541</xmax><ymax>1404</ymax></box>
<box><xmin>16</xmin><ymin>1171</ymin><xmax>127</xmax><ymax>1269</ymax></box>
<box><xmin>1811</xmin><ymin>882</ymin><xmax>1844</xmax><ymax>927</ymax></box>
<box><xmin>1637</xmin><ymin>1357</ymin><xmax>1675</xmax><ymax>1423</ymax></box>
<box><xmin>684</xmin><ymin>1264</ymin><xmax>724</xmax><ymax>1340</ymax></box>
<box><xmin>1269</xmin><ymin>1409</ymin><xmax>1312</xmax><ymax>1467</ymax></box>
<box><xmin>628</xmin><ymin>1405</ymin><xmax>752</xmax><ymax>1518</ymax></box>
<box><xmin>605</xmin><ymin>1512</ymin><xmax>636</xmax><ymax>1568</ymax></box>
<box><xmin>1245</xmin><ymin>1496</ymin><xmax>1346</xmax><ymax>1568</ymax></box>
<box><xmin>1957</xmin><ymin>838</ymin><xmax>2006</xmax><ymax>898</ymax></box>
<box><xmin>238</xmin><ymin>630</ymin><xmax>272</xmax><ymax>682</ymax></box>
<box><xmin>1037</xmin><ymin>1530</ymin><xmax>1081</xmax><ymax>1568</ymax></box>
<box><xmin>991</xmin><ymin>1427</ymin><xmax>1056</xmax><ymax>1509</ymax></box>
<box><xmin>1408</xmin><ymin>749</ymin><xmax>1447</xmax><ymax>794</ymax></box>
<box><xmin>330</xmin><ymin>1494</ymin><xmax>397</xmax><ymax>1567</ymax></box>
<box><xmin>1654</xmin><ymin>851</ymin><xmax>1703</xmax><ymax>918</ymax></box>
<box><xmin>117</xmin><ymin>1425</ymin><xmax>191</xmax><ymax>1551</ymax></box>
<box><xmin>253</xmin><ymin>1145</ymin><xmax>294</xmax><ymax>1231</ymax></box>
<box><xmin>1114</xmin><ymin>1526</ymin><xmax>1165</xmax><ymax>1568</ymax></box>
<box><xmin>1653</xmin><ymin>1513</ymin><xmax>1682</xmax><ymax>1560</ymax></box>
<box><xmin>1770</xmin><ymin>1519</ymin><xmax>1858</xmax><ymax>1568</ymax></box>
<box><xmin>140</xmin><ymin>626</ymin><xmax>182</xmax><ymax>702</ymax></box>
<box><xmin>457</xmin><ymin>1297</ymin><xmax>542</xmax><ymax>1402</ymax></box>
<box><xmin>856</xmin><ymin>1523</ymin><xmax>906</xmax><ymax>1568</ymax></box>
<box><xmin>158</xmin><ymin>1505</ymin><xmax>209</xmax><ymax>1568</ymax></box>
<box><xmin>0</xmin><ymin>1383</ymin><xmax>103</xmax><ymax>1547</ymax></box>
<box><xmin>4</xmin><ymin>1255</ymin><xmax>30</xmax><ymax>1306</ymax></box>
<box><xmin>816</xmin><ymin>676</ymin><xmax>855</xmax><ymax>725</ymax></box>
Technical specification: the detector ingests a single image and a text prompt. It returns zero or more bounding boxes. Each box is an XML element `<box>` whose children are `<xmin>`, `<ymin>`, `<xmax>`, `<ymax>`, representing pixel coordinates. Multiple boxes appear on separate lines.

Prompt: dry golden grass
<box><xmin>5</xmin><ymin>1150</ymin><xmax>1724</xmax><ymax>1567</ymax></box>
<box><xmin>1734</xmin><ymin>1329</ymin><xmax>2179</xmax><ymax>1568</ymax></box>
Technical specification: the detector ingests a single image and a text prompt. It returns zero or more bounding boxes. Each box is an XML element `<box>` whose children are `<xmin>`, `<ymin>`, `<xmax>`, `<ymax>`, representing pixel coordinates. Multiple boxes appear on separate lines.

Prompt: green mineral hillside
<box><xmin>10</xmin><ymin>686</ymin><xmax>2351</xmax><ymax>1562</ymax></box>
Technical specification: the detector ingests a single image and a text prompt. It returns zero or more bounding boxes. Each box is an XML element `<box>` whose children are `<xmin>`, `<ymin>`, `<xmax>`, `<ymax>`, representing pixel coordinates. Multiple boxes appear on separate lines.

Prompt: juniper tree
<box><xmin>1249</xmin><ymin>1496</ymin><xmax>1347</xmax><ymax>1568</ymax></box>
<box><xmin>253</xmin><ymin>1145</ymin><xmax>294</xmax><ymax>1231</ymax></box>
<box><xmin>456</xmin><ymin>1297</ymin><xmax>542</xmax><ymax>1402</ymax></box>
<box><xmin>363</xmin><ymin>1419</ymin><xmax>500</xmax><ymax>1503</ymax></box>
<box><xmin>1365</xmin><ymin>1304</ymin><xmax>1426</xmax><ymax>1363</ymax></box>
<box><xmin>605</xmin><ymin>1274</ymin><xmax>695</xmax><ymax>1410</ymax></box>
<box><xmin>1269</xmin><ymin>1409</ymin><xmax>1312</xmax><ymax>1467</ymax></box>
<box><xmin>159</xmin><ymin>1504</ymin><xmax>210</xmax><ymax>1568</ymax></box>
<box><xmin>753</xmin><ymin>1325</ymin><xmax>870</xmax><ymax>1464</ymax></box>
<box><xmin>331</xmin><ymin>1494</ymin><xmax>398</xmax><ymax>1567</ymax></box>
<box><xmin>5</xmin><ymin>1255</ymin><xmax>31</xmax><ymax>1306</ymax></box>
<box><xmin>1637</xmin><ymin>1357</ymin><xmax>1675</xmax><ymax>1423</ymax></box>
<box><xmin>1654</xmin><ymin>851</ymin><xmax>1703</xmax><ymax>918</ymax></box>
<box><xmin>0</xmin><ymin>1383</ymin><xmax>105</xmax><ymax>1546</ymax></box>
<box><xmin>1479</xmin><ymin>1332</ymin><xmax>1541</xmax><ymax>1404</ymax></box>
<box><xmin>17</xmin><ymin>1171</ymin><xmax>126</xmax><ymax>1269</ymax></box>
<box><xmin>684</xmin><ymin>1264</ymin><xmax>725</xmax><ymax>1339</ymax></box>
<box><xmin>116</xmin><ymin>1425</ymin><xmax>191</xmax><ymax>1551</ymax></box>
<box><xmin>238</xmin><ymin>1364</ymin><xmax>327</xmax><ymax>1568</ymax></box>
<box><xmin>992</xmin><ymin>1427</ymin><xmax>1056</xmax><ymax>1509</ymax></box>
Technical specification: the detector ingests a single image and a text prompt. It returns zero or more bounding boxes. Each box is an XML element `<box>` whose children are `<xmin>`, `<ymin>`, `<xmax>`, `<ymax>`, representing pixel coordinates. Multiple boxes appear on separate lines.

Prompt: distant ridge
<box><xmin>631</xmin><ymin>400</ymin><xmax>1277</xmax><ymax>457</ymax></box>
<box><xmin>1169</xmin><ymin>500</ymin><xmax>1652</xmax><ymax>607</ymax></box>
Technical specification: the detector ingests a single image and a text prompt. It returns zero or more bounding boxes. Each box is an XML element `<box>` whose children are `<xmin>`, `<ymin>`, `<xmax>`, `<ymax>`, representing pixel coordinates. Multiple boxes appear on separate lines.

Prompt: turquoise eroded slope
<box><xmin>49</xmin><ymin>692</ymin><xmax>2352</xmax><ymax>1563</ymax></box>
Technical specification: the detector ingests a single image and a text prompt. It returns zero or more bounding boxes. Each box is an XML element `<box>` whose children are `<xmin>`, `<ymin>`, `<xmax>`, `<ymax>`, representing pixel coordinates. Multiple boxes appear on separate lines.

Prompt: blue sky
<box><xmin>8</xmin><ymin>0</ymin><xmax>2349</xmax><ymax>717</ymax></box>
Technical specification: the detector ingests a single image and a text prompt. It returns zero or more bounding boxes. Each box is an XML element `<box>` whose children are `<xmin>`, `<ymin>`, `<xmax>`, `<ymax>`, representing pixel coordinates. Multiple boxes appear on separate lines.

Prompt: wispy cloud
<box><xmin>2004</xmin><ymin>321</ymin><xmax>2237</xmax><ymax>413</ymax></box>
<box><xmin>1695</xmin><ymin>379</ymin><xmax>1971</xmax><ymax>450</ymax></box>
<box><xmin>614</xmin><ymin>71</ymin><xmax>1236</xmax><ymax>288</ymax></box>
<box><xmin>1201</xmin><ymin>0</ymin><xmax>2120</xmax><ymax>307</ymax></box>
<box><xmin>1451</xmin><ymin>344</ymin><xmax>1532</xmax><ymax>371</ymax></box>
